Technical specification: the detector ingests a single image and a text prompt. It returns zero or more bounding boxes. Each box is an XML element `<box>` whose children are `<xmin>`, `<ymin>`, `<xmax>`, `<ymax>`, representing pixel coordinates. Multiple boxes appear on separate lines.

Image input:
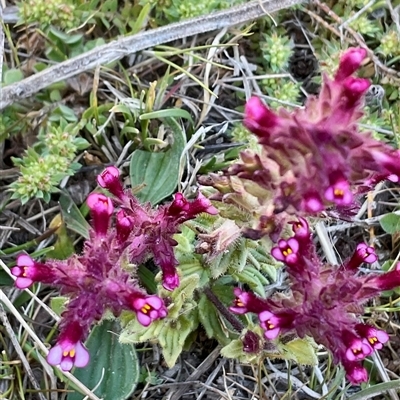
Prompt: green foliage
<box><xmin>9</xmin><ymin>118</ymin><xmax>89</xmax><ymax>204</ymax></box>
<box><xmin>18</xmin><ymin>0</ymin><xmax>80</xmax><ymax>31</ymax></box>
<box><xmin>69</xmin><ymin>320</ymin><xmax>139</xmax><ymax>400</ymax></box>
<box><xmin>129</xmin><ymin>117</ymin><xmax>186</xmax><ymax>205</ymax></box>
<box><xmin>260</xmin><ymin>32</ymin><xmax>294</xmax><ymax>73</ymax></box>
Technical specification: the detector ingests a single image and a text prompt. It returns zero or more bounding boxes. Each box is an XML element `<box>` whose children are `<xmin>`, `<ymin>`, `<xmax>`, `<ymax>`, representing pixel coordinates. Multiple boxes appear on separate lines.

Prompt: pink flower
<box><xmin>355</xmin><ymin>324</ymin><xmax>389</xmax><ymax>350</ymax></box>
<box><xmin>343</xmin><ymin>360</ymin><xmax>369</xmax><ymax>385</ymax></box>
<box><xmin>11</xmin><ymin>255</ymin><xmax>53</xmax><ymax>289</ymax></box>
<box><xmin>271</xmin><ymin>238</ymin><xmax>300</xmax><ymax>265</ymax></box>
<box><xmin>162</xmin><ymin>272</ymin><xmax>180</xmax><ymax>292</ymax></box>
<box><xmin>259</xmin><ymin>311</ymin><xmax>294</xmax><ymax>340</ymax></box>
<box><xmin>187</xmin><ymin>192</ymin><xmax>219</xmax><ymax>218</ymax></box>
<box><xmin>230</xmin><ymin>288</ymin><xmax>252</xmax><ymax>314</ymax></box>
<box><xmin>324</xmin><ymin>174</ymin><xmax>353</xmax><ymax>206</ymax></box>
<box><xmin>131</xmin><ymin>296</ymin><xmax>168</xmax><ymax>326</ymax></box>
<box><xmin>334</xmin><ymin>48</ymin><xmax>367</xmax><ymax>82</ymax></box>
<box><xmin>86</xmin><ymin>193</ymin><xmax>114</xmax><ymax>236</ymax></box>
<box><xmin>366</xmin><ymin>263</ymin><xmax>400</xmax><ymax>291</ymax></box>
<box><xmin>302</xmin><ymin>193</ymin><xmax>324</xmax><ymax>213</ymax></box>
<box><xmin>289</xmin><ymin>217</ymin><xmax>310</xmax><ymax>240</ymax></box>
<box><xmin>342</xmin><ymin>331</ymin><xmax>373</xmax><ymax>361</ymax></box>
<box><xmin>346</xmin><ymin>243</ymin><xmax>377</xmax><ymax>270</ymax></box>
<box><xmin>243</xmin><ymin>96</ymin><xmax>280</xmax><ymax>140</ymax></box>
<box><xmin>342</xmin><ymin>77</ymin><xmax>371</xmax><ymax>106</ymax></box>
<box><xmin>116</xmin><ymin>210</ymin><xmax>134</xmax><ymax>243</ymax></box>
<box><xmin>47</xmin><ymin>322</ymin><xmax>89</xmax><ymax>371</ymax></box>
<box><xmin>97</xmin><ymin>166</ymin><xmax>126</xmax><ymax>200</ymax></box>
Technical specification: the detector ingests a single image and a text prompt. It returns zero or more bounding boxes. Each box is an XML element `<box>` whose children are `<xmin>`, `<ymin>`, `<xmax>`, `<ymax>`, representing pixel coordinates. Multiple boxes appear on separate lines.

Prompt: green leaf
<box><xmin>0</xmin><ymin>269</ymin><xmax>14</xmax><ymax>286</ymax></box>
<box><xmin>68</xmin><ymin>320</ymin><xmax>139</xmax><ymax>400</ymax></box>
<box><xmin>46</xmin><ymin>220</ymin><xmax>75</xmax><ymax>260</ymax></box>
<box><xmin>4</xmin><ymin>69</ymin><xmax>24</xmax><ymax>85</ymax></box>
<box><xmin>129</xmin><ymin>117</ymin><xmax>186</xmax><ymax>205</ymax></box>
<box><xmin>158</xmin><ymin>315</ymin><xmax>194</xmax><ymax>367</ymax></box>
<box><xmin>380</xmin><ymin>213</ymin><xmax>400</xmax><ymax>234</ymax></box>
<box><xmin>137</xmin><ymin>265</ymin><xmax>157</xmax><ymax>293</ymax></box>
<box><xmin>59</xmin><ymin>191</ymin><xmax>90</xmax><ymax>239</ymax></box>
<box><xmin>50</xmin><ymin>296</ymin><xmax>68</xmax><ymax>316</ymax></box>
<box><xmin>347</xmin><ymin>380</ymin><xmax>400</xmax><ymax>400</ymax></box>
<box><xmin>198</xmin><ymin>294</ymin><xmax>230</xmax><ymax>345</ymax></box>
<box><xmin>139</xmin><ymin>109</ymin><xmax>194</xmax><ymax>125</ymax></box>
<box><xmin>277</xmin><ymin>337</ymin><xmax>318</xmax><ymax>366</ymax></box>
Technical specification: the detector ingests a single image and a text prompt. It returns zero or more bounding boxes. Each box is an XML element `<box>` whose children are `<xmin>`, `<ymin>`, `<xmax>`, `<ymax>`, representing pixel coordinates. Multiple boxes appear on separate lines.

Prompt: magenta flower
<box><xmin>200</xmin><ymin>47</ymin><xmax>400</xmax><ymax>238</ymax></box>
<box><xmin>343</xmin><ymin>361</ymin><xmax>369</xmax><ymax>385</ymax></box>
<box><xmin>131</xmin><ymin>296</ymin><xmax>168</xmax><ymax>327</ymax></box>
<box><xmin>13</xmin><ymin>167</ymin><xmax>218</xmax><ymax>369</ymax></box>
<box><xmin>97</xmin><ymin>166</ymin><xmax>126</xmax><ymax>201</ymax></box>
<box><xmin>271</xmin><ymin>238</ymin><xmax>299</xmax><ymax>265</ymax></box>
<box><xmin>86</xmin><ymin>193</ymin><xmax>113</xmax><ymax>236</ymax></box>
<box><xmin>364</xmin><ymin>263</ymin><xmax>400</xmax><ymax>291</ymax></box>
<box><xmin>231</xmin><ymin>224</ymin><xmax>395</xmax><ymax>384</ymax></box>
<box><xmin>342</xmin><ymin>330</ymin><xmax>373</xmax><ymax>361</ymax></box>
<box><xmin>345</xmin><ymin>243</ymin><xmax>377</xmax><ymax>270</ymax></box>
<box><xmin>47</xmin><ymin>322</ymin><xmax>89</xmax><ymax>371</ymax></box>
<box><xmin>355</xmin><ymin>324</ymin><xmax>389</xmax><ymax>350</ymax></box>
<box><xmin>11</xmin><ymin>255</ymin><xmax>56</xmax><ymax>289</ymax></box>
<box><xmin>230</xmin><ymin>288</ymin><xmax>252</xmax><ymax>314</ymax></box>
<box><xmin>259</xmin><ymin>310</ymin><xmax>294</xmax><ymax>339</ymax></box>
<box><xmin>334</xmin><ymin>48</ymin><xmax>367</xmax><ymax>82</ymax></box>
<box><xmin>230</xmin><ymin>287</ymin><xmax>271</xmax><ymax>315</ymax></box>
<box><xmin>289</xmin><ymin>217</ymin><xmax>310</xmax><ymax>240</ymax></box>
<box><xmin>324</xmin><ymin>173</ymin><xmax>353</xmax><ymax>206</ymax></box>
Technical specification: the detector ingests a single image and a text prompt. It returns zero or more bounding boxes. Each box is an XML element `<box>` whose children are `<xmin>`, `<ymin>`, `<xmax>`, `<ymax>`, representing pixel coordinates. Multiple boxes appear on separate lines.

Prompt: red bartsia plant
<box><xmin>200</xmin><ymin>48</ymin><xmax>400</xmax><ymax>239</ymax></box>
<box><xmin>12</xmin><ymin>167</ymin><xmax>217</xmax><ymax>371</ymax></box>
<box><xmin>230</xmin><ymin>218</ymin><xmax>394</xmax><ymax>384</ymax></box>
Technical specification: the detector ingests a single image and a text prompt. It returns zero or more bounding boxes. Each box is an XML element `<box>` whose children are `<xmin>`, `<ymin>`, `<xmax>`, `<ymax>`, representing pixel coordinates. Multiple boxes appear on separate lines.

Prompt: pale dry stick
<box><xmin>0</xmin><ymin>288</ymin><xmax>102</xmax><ymax>400</ymax></box>
<box><xmin>197</xmin><ymin>27</ymin><xmax>228</xmax><ymax>128</ymax></box>
<box><xmin>0</xmin><ymin>0</ymin><xmax>304</xmax><ymax>110</ymax></box>
<box><xmin>311</xmin><ymin>0</ymin><xmax>400</xmax><ymax>82</ymax></box>
<box><xmin>0</xmin><ymin>302</ymin><xmax>47</xmax><ymax>400</ymax></box>
<box><xmin>239</xmin><ymin>55</ymin><xmax>264</xmax><ymax>97</ymax></box>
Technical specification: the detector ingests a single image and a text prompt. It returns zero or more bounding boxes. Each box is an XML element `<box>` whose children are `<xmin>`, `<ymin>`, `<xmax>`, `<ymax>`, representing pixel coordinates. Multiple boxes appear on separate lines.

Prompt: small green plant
<box><xmin>18</xmin><ymin>0</ymin><xmax>81</xmax><ymax>31</ymax></box>
<box><xmin>260</xmin><ymin>31</ymin><xmax>294</xmax><ymax>73</ymax></box>
<box><xmin>9</xmin><ymin>118</ymin><xmax>89</xmax><ymax>204</ymax></box>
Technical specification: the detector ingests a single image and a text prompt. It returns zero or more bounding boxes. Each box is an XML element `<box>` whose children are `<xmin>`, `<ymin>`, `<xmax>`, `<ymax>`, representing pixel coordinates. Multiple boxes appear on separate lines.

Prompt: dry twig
<box><xmin>0</xmin><ymin>0</ymin><xmax>304</xmax><ymax>110</ymax></box>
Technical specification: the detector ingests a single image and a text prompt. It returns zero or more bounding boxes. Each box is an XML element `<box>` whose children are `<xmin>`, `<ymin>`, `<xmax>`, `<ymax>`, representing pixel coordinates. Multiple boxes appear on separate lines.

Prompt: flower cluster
<box><xmin>12</xmin><ymin>166</ymin><xmax>217</xmax><ymax>371</ymax></box>
<box><xmin>200</xmin><ymin>48</ymin><xmax>400</xmax><ymax>238</ymax></box>
<box><xmin>230</xmin><ymin>217</ymin><xmax>396</xmax><ymax>384</ymax></box>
